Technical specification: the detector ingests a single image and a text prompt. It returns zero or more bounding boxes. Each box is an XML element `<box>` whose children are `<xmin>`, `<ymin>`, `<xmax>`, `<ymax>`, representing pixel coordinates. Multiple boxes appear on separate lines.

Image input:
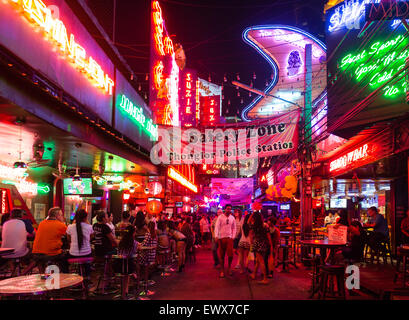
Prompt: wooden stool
<box><xmin>112</xmin><ymin>256</ymin><xmax>137</xmax><ymax>300</ymax></box>
<box><xmin>319</xmin><ymin>264</ymin><xmax>346</xmax><ymax>300</ymax></box>
<box><xmin>394</xmin><ymin>247</ymin><xmax>409</xmax><ymax>288</ymax></box>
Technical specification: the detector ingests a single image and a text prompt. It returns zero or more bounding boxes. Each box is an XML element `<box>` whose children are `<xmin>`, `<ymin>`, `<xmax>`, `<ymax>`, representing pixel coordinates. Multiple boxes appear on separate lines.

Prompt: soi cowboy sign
<box><xmin>4</xmin><ymin>0</ymin><xmax>114</xmax><ymax>94</ymax></box>
<box><xmin>329</xmin><ymin>144</ymin><xmax>369</xmax><ymax>173</ymax></box>
<box><xmin>150</xmin><ymin>110</ymin><xmax>300</xmax><ymax>165</ymax></box>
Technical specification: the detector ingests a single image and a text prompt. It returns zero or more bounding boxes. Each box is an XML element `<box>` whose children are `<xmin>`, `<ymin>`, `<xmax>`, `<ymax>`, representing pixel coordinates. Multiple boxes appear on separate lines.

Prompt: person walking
<box><xmin>238</xmin><ymin>214</ymin><xmax>251</xmax><ymax>274</ymax></box>
<box><xmin>211</xmin><ymin>210</ymin><xmax>222</xmax><ymax>267</ymax></box>
<box><xmin>214</xmin><ymin>204</ymin><xmax>236</xmax><ymax>278</ymax></box>
<box><xmin>200</xmin><ymin>215</ymin><xmax>211</xmax><ymax>246</ymax></box>
<box><xmin>248</xmin><ymin>211</ymin><xmax>271</xmax><ymax>284</ymax></box>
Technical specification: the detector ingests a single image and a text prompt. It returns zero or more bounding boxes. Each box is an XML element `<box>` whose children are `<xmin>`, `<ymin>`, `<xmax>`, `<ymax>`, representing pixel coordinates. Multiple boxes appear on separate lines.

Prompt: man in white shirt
<box><xmin>214</xmin><ymin>204</ymin><xmax>236</xmax><ymax>278</ymax></box>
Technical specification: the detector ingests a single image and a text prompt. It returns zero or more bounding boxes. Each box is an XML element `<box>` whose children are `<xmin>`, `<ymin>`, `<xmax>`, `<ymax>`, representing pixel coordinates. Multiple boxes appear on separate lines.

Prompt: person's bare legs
<box><xmin>250</xmin><ymin>254</ymin><xmax>259</xmax><ymax>280</ymax></box>
<box><xmin>239</xmin><ymin>248</ymin><xmax>249</xmax><ymax>273</ymax></box>
<box><xmin>257</xmin><ymin>253</ymin><xmax>268</xmax><ymax>284</ymax></box>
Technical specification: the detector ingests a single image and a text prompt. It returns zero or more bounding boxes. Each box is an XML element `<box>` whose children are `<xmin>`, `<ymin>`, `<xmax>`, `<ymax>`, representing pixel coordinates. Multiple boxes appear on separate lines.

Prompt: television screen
<box><xmin>330</xmin><ymin>198</ymin><xmax>347</xmax><ymax>209</ymax></box>
<box><xmin>63</xmin><ymin>178</ymin><xmax>92</xmax><ymax>195</ymax></box>
<box><xmin>175</xmin><ymin>202</ymin><xmax>183</xmax><ymax>208</ymax></box>
<box><xmin>280</xmin><ymin>204</ymin><xmax>290</xmax><ymax>210</ymax></box>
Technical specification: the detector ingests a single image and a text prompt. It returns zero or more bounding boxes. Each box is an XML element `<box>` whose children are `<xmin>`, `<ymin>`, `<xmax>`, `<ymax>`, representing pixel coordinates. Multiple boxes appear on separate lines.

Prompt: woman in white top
<box><xmin>238</xmin><ymin>214</ymin><xmax>251</xmax><ymax>274</ymax></box>
<box><xmin>66</xmin><ymin>209</ymin><xmax>94</xmax><ymax>279</ymax></box>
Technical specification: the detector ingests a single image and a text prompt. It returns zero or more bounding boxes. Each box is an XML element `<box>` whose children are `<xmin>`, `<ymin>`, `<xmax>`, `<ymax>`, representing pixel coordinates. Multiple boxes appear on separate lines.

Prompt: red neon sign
<box><xmin>6</xmin><ymin>0</ymin><xmax>114</xmax><ymax>94</ymax></box>
<box><xmin>329</xmin><ymin>144</ymin><xmax>369</xmax><ymax>172</ymax></box>
<box><xmin>200</xmin><ymin>96</ymin><xmax>220</xmax><ymax>126</ymax></box>
<box><xmin>168</xmin><ymin>167</ymin><xmax>198</xmax><ymax>193</ymax></box>
<box><xmin>152</xmin><ymin>1</ymin><xmax>174</xmax><ymax>56</ymax></box>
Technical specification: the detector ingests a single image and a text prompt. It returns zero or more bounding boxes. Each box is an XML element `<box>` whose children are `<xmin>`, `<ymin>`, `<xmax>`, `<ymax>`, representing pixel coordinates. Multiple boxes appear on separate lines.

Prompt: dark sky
<box><xmin>86</xmin><ymin>0</ymin><xmax>327</xmax><ymax>118</ymax></box>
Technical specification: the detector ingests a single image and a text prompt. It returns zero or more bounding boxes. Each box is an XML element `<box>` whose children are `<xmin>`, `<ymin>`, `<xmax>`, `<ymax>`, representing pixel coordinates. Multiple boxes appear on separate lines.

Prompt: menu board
<box><xmin>327</xmin><ymin>225</ymin><xmax>347</xmax><ymax>244</ymax></box>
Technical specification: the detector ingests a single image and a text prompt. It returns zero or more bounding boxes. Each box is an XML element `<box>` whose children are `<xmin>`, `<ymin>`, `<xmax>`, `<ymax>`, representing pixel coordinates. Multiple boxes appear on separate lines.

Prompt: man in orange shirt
<box><xmin>32</xmin><ymin>207</ymin><xmax>68</xmax><ymax>273</ymax></box>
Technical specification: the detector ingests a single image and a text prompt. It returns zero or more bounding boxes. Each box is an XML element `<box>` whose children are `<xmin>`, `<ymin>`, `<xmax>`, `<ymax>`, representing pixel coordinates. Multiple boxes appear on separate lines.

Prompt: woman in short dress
<box><xmin>249</xmin><ymin>212</ymin><xmax>271</xmax><ymax>284</ymax></box>
<box><xmin>238</xmin><ymin>214</ymin><xmax>251</xmax><ymax>274</ymax></box>
<box><xmin>138</xmin><ymin>221</ymin><xmax>158</xmax><ymax>287</ymax></box>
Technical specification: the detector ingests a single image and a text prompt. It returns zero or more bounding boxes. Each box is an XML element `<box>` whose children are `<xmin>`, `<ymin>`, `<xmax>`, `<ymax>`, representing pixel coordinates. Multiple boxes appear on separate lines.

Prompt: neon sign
<box><xmin>329</xmin><ymin>144</ymin><xmax>369</xmax><ymax>172</ymax></box>
<box><xmin>152</xmin><ymin>1</ymin><xmax>174</xmax><ymax>56</ymax></box>
<box><xmin>5</xmin><ymin>0</ymin><xmax>114</xmax><ymax>94</ymax></box>
<box><xmin>168</xmin><ymin>167</ymin><xmax>198</xmax><ymax>193</ymax></box>
<box><xmin>1</xmin><ymin>189</ymin><xmax>7</xmax><ymax>214</ymax></box>
<box><xmin>338</xmin><ymin>34</ymin><xmax>409</xmax><ymax>97</ymax></box>
<box><xmin>196</xmin><ymin>80</ymin><xmax>200</xmax><ymax>120</ymax></box>
<box><xmin>200</xmin><ymin>96</ymin><xmax>220</xmax><ymax>126</ymax></box>
<box><xmin>119</xmin><ymin>94</ymin><xmax>158</xmax><ymax>140</ymax></box>
<box><xmin>327</xmin><ymin>0</ymin><xmax>369</xmax><ymax>32</ymax></box>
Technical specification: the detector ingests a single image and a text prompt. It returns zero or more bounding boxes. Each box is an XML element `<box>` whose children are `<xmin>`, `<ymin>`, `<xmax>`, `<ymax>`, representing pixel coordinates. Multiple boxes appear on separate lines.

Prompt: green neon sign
<box><xmin>338</xmin><ymin>34</ymin><xmax>409</xmax><ymax>98</ymax></box>
<box><xmin>37</xmin><ymin>184</ymin><xmax>51</xmax><ymax>194</ymax></box>
<box><xmin>118</xmin><ymin>94</ymin><xmax>158</xmax><ymax>140</ymax></box>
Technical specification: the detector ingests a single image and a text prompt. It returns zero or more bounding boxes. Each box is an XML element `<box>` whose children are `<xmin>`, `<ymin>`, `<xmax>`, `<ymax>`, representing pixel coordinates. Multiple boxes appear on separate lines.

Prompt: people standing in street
<box><xmin>200</xmin><ymin>215</ymin><xmax>211</xmax><ymax>246</ymax></box>
<box><xmin>214</xmin><ymin>204</ymin><xmax>236</xmax><ymax>278</ymax></box>
<box><xmin>238</xmin><ymin>214</ymin><xmax>251</xmax><ymax>274</ymax></box>
<box><xmin>211</xmin><ymin>210</ymin><xmax>222</xmax><ymax>267</ymax></box>
<box><xmin>233</xmin><ymin>209</ymin><xmax>243</xmax><ymax>269</ymax></box>
<box><xmin>248</xmin><ymin>211</ymin><xmax>271</xmax><ymax>284</ymax></box>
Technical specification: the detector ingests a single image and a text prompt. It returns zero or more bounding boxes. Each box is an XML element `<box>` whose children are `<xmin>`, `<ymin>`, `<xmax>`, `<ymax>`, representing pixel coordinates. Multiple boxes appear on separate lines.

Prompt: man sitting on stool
<box><xmin>365</xmin><ymin>206</ymin><xmax>389</xmax><ymax>253</ymax></box>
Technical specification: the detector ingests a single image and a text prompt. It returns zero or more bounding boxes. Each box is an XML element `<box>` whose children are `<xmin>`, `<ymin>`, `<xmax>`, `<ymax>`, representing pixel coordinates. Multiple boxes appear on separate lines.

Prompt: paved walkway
<box><xmin>153</xmin><ymin>246</ymin><xmax>322</xmax><ymax>300</ymax></box>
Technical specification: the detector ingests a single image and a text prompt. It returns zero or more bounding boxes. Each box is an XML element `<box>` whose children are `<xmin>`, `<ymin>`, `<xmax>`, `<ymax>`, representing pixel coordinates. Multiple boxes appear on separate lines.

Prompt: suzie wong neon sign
<box><xmin>329</xmin><ymin>144</ymin><xmax>369</xmax><ymax>172</ymax></box>
<box><xmin>119</xmin><ymin>94</ymin><xmax>158</xmax><ymax>140</ymax></box>
<box><xmin>5</xmin><ymin>0</ymin><xmax>114</xmax><ymax>94</ymax></box>
<box><xmin>167</xmin><ymin>167</ymin><xmax>198</xmax><ymax>193</ymax></box>
<box><xmin>338</xmin><ymin>34</ymin><xmax>409</xmax><ymax>97</ymax></box>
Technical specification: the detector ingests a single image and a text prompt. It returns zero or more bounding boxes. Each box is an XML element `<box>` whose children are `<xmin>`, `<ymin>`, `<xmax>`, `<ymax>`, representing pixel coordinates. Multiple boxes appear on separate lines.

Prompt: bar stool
<box><xmin>67</xmin><ymin>257</ymin><xmax>94</xmax><ymax>298</ymax></box>
<box><xmin>318</xmin><ymin>264</ymin><xmax>346</xmax><ymax>300</ymax></box>
<box><xmin>157</xmin><ymin>247</ymin><xmax>171</xmax><ymax>276</ymax></box>
<box><xmin>366</xmin><ymin>239</ymin><xmax>393</xmax><ymax>265</ymax></box>
<box><xmin>112</xmin><ymin>255</ymin><xmax>137</xmax><ymax>300</ymax></box>
<box><xmin>6</xmin><ymin>257</ymin><xmax>23</xmax><ymax>277</ymax></box>
<box><xmin>394</xmin><ymin>246</ymin><xmax>409</xmax><ymax>288</ymax></box>
<box><xmin>94</xmin><ymin>255</ymin><xmax>116</xmax><ymax>295</ymax></box>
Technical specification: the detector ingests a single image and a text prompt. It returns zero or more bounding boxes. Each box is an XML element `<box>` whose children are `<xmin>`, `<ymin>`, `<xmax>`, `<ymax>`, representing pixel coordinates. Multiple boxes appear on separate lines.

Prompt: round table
<box><xmin>0</xmin><ymin>248</ymin><xmax>15</xmax><ymax>256</ymax></box>
<box><xmin>0</xmin><ymin>273</ymin><xmax>83</xmax><ymax>297</ymax></box>
<box><xmin>300</xmin><ymin>239</ymin><xmax>346</xmax><ymax>263</ymax></box>
<box><xmin>300</xmin><ymin>240</ymin><xmax>347</xmax><ymax>298</ymax></box>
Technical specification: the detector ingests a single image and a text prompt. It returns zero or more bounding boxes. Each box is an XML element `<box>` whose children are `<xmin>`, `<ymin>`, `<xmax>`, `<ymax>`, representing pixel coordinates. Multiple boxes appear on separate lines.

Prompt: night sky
<box><xmin>86</xmin><ymin>0</ymin><xmax>327</xmax><ymax>118</ymax></box>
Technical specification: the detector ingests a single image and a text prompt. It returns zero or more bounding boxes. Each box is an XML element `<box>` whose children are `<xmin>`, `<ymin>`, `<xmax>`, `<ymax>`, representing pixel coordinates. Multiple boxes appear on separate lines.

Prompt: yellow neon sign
<box><xmin>6</xmin><ymin>0</ymin><xmax>114</xmax><ymax>95</ymax></box>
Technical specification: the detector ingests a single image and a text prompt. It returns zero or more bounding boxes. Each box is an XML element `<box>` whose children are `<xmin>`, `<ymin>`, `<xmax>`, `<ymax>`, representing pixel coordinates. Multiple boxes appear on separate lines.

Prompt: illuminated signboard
<box><xmin>118</xmin><ymin>94</ymin><xmax>158</xmax><ymax>140</ymax></box>
<box><xmin>167</xmin><ymin>166</ymin><xmax>198</xmax><ymax>193</ymax></box>
<box><xmin>241</xmin><ymin>25</ymin><xmax>326</xmax><ymax>121</ymax></box>
<box><xmin>3</xmin><ymin>0</ymin><xmax>114</xmax><ymax>95</ymax></box>
<box><xmin>0</xmin><ymin>189</ymin><xmax>9</xmax><ymax>214</ymax></box>
<box><xmin>329</xmin><ymin>144</ymin><xmax>369</xmax><ymax>172</ymax></box>
<box><xmin>149</xmin><ymin>0</ymin><xmax>179</xmax><ymax>126</ymax></box>
<box><xmin>179</xmin><ymin>69</ymin><xmax>198</xmax><ymax>128</ymax></box>
<box><xmin>326</xmin><ymin>0</ymin><xmax>409</xmax><ymax>134</ymax></box>
<box><xmin>200</xmin><ymin>96</ymin><xmax>220</xmax><ymax>126</ymax></box>
<box><xmin>0</xmin><ymin>164</ymin><xmax>42</xmax><ymax>196</ymax></box>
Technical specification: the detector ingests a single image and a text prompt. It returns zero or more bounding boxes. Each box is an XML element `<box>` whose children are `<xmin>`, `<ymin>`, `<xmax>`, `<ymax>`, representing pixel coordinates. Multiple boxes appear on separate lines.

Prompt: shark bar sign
<box><xmin>365</xmin><ymin>2</ymin><xmax>409</xmax><ymax>21</ymax></box>
<box><xmin>150</xmin><ymin>110</ymin><xmax>300</xmax><ymax>165</ymax></box>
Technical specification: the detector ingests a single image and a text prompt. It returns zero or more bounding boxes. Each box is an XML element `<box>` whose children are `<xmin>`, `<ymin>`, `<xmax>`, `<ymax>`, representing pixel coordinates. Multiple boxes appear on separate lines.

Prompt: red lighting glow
<box><xmin>329</xmin><ymin>144</ymin><xmax>369</xmax><ymax>172</ymax></box>
<box><xmin>167</xmin><ymin>166</ymin><xmax>198</xmax><ymax>193</ymax></box>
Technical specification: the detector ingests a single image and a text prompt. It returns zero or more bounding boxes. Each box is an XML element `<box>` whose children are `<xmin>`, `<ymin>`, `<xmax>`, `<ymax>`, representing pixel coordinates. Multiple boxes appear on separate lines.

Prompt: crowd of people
<box><xmin>323</xmin><ymin>207</ymin><xmax>390</xmax><ymax>263</ymax></box>
<box><xmin>210</xmin><ymin>204</ymin><xmax>281</xmax><ymax>284</ymax></box>
<box><xmin>0</xmin><ymin>207</ymin><xmax>218</xmax><ymax>295</ymax></box>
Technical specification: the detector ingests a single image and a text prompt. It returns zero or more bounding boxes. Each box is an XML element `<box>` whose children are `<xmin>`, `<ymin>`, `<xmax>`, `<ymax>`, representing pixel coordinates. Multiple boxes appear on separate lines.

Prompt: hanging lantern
<box><xmin>237</xmin><ymin>91</ymin><xmax>240</xmax><ymax>97</ymax></box>
<box><xmin>208</xmin><ymin>74</ymin><xmax>211</xmax><ymax>82</ymax></box>
<box><xmin>236</xmin><ymin>73</ymin><xmax>240</xmax><ymax>80</ymax></box>
<box><xmin>249</xmin><ymin>92</ymin><xmax>252</xmax><ymax>97</ymax></box>
<box><xmin>148</xmin><ymin>181</ymin><xmax>162</xmax><ymax>196</ymax></box>
<box><xmin>182</xmin><ymin>204</ymin><xmax>191</xmax><ymax>213</ymax></box>
<box><xmin>252</xmin><ymin>201</ymin><xmax>262</xmax><ymax>211</ymax></box>
<box><xmin>224</xmin><ymin>74</ymin><xmax>227</xmax><ymax>82</ymax></box>
<box><xmin>228</xmin><ymin>100</ymin><xmax>231</xmax><ymax>105</ymax></box>
<box><xmin>138</xmin><ymin>84</ymin><xmax>142</xmax><ymax>91</ymax></box>
<box><xmin>240</xmin><ymin>98</ymin><xmax>244</xmax><ymax>104</ymax></box>
<box><xmin>253</xmin><ymin>72</ymin><xmax>256</xmax><ymax>80</ymax></box>
<box><xmin>145</xmin><ymin>74</ymin><xmax>149</xmax><ymax>81</ymax></box>
<box><xmin>146</xmin><ymin>199</ymin><xmax>162</xmax><ymax>215</ymax></box>
<box><xmin>250</xmin><ymin>81</ymin><xmax>253</xmax><ymax>88</ymax></box>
